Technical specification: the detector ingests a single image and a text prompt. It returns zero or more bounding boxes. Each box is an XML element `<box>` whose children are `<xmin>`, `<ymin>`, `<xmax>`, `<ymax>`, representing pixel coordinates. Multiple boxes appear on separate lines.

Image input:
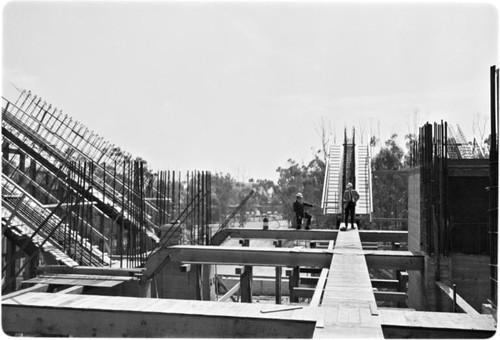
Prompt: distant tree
<box><xmin>372</xmin><ymin>134</ymin><xmax>404</xmax><ymax>171</ymax></box>
<box><xmin>275</xmin><ymin>152</ymin><xmax>326</xmax><ymax>227</ymax></box>
<box><xmin>315</xmin><ymin>117</ymin><xmax>333</xmax><ymax>163</ymax></box>
<box><xmin>371</xmin><ymin>134</ymin><xmax>408</xmax><ymax>230</ymax></box>
<box><xmin>403</xmin><ymin>133</ymin><xmax>417</xmax><ymax>167</ymax></box>
<box><xmin>211</xmin><ymin>173</ymin><xmax>236</xmax><ymax>223</ymax></box>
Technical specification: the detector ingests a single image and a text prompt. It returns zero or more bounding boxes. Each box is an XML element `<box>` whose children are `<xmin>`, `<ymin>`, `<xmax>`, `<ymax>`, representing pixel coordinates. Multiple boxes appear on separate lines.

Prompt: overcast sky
<box><xmin>2</xmin><ymin>1</ymin><xmax>498</xmax><ymax>181</ymax></box>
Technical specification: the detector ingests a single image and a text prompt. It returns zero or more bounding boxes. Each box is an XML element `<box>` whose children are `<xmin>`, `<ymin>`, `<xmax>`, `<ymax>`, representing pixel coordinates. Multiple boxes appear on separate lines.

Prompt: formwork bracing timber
<box><xmin>2</xmin><ymin>64</ymin><xmax>499</xmax><ymax>339</ymax></box>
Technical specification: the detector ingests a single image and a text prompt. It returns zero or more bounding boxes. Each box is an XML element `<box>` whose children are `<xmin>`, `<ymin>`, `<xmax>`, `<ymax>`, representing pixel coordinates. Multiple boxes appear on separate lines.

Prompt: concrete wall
<box><xmin>407</xmin><ymin>166</ymin><xmax>490</xmax><ymax>313</ymax></box>
<box><xmin>407</xmin><ymin>168</ymin><xmax>421</xmax><ymax>253</ymax></box>
<box><xmin>450</xmin><ymin>253</ymin><xmax>490</xmax><ymax>312</ymax></box>
<box><xmin>407</xmin><ymin>168</ymin><xmax>427</xmax><ymax>311</ymax></box>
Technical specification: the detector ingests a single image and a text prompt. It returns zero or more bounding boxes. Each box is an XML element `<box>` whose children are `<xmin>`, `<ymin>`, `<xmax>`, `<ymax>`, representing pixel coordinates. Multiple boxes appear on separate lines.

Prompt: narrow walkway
<box><xmin>313</xmin><ymin>223</ymin><xmax>384</xmax><ymax>338</ymax></box>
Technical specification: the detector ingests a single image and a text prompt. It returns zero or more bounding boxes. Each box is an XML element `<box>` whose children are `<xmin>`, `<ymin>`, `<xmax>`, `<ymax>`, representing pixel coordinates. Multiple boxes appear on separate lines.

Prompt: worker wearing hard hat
<box><xmin>293</xmin><ymin>193</ymin><xmax>314</xmax><ymax>230</ymax></box>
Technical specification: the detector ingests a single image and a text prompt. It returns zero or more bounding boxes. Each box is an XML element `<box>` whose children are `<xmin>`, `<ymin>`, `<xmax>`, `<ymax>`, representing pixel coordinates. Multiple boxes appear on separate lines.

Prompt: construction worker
<box><xmin>293</xmin><ymin>193</ymin><xmax>313</xmax><ymax>230</ymax></box>
<box><xmin>343</xmin><ymin>182</ymin><xmax>360</xmax><ymax>230</ymax></box>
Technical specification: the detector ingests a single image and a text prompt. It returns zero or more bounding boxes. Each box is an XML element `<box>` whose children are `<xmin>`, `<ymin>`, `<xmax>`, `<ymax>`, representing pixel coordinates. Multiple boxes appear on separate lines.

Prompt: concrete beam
<box><xmin>371</xmin><ymin>279</ymin><xmax>399</xmax><ymax>289</ymax></box>
<box><xmin>293</xmin><ymin>287</ymin><xmax>315</xmax><ymax>298</ymax></box>
<box><xmin>380</xmin><ymin>309</ymin><xmax>496</xmax><ymax>338</ymax></box>
<box><xmin>169</xmin><ymin>245</ymin><xmax>333</xmax><ymax>268</ymax></box>
<box><xmin>374</xmin><ymin>291</ymin><xmax>407</xmax><ymax>302</ymax></box>
<box><xmin>37</xmin><ymin>266</ymin><xmax>145</xmax><ymax>277</ymax></box>
<box><xmin>295</xmin><ymin>289</ymin><xmax>408</xmax><ymax>303</ymax></box>
<box><xmin>365</xmin><ymin>251</ymin><xmax>424</xmax><ymax>271</ymax></box>
<box><xmin>210</xmin><ymin>228</ymin><xmax>407</xmax><ymax>245</ymax></box>
<box><xmin>2</xmin><ymin>293</ymin><xmax>317</xmax><ymax>338</ymax></box>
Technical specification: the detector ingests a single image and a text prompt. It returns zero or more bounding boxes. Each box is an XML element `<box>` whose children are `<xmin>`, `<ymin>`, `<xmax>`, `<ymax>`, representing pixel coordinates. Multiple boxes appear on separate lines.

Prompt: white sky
<box><xmin>2</xmin><ymin>1</ymin><xmax>498</xmax><ymax>181</ymax></box>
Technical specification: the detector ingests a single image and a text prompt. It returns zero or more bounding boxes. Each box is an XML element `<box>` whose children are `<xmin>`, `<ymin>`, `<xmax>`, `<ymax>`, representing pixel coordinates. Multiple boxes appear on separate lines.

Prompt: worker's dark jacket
<box><xmin>293</xmin><ymin>200</ymin><xmax>313</xmax><ymax>217</ymax></box>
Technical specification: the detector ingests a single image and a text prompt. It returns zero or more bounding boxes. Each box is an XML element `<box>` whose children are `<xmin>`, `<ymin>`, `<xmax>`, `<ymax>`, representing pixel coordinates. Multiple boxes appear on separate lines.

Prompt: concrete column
<box><xmin>240</xmin><ymin>266</ymin><xmax>253</xmax><ymax>303</ymax></box>
<box><xmin>274</xmin><ymin>240</ymin><xmax>282</xmax><ymax>304</ymax></box>
<box><xmin>289</xmin><ymin>266</ymin><xmax>300</xmax><ymax>303</ymax></box>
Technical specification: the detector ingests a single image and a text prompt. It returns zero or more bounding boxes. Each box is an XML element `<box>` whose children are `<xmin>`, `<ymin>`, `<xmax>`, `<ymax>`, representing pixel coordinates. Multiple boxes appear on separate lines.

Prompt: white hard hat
<box><xmin>296</xmin><ymin>192</ymin><xmax>303</xmax><ymax>198</ymax></box>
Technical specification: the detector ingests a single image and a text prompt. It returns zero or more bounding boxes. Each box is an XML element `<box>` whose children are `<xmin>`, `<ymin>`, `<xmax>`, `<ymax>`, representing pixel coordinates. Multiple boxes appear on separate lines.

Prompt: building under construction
<box><xmin>1</xmin><ymin>66</ymin><xmax>498</xmax><ymax>338</ymax></box>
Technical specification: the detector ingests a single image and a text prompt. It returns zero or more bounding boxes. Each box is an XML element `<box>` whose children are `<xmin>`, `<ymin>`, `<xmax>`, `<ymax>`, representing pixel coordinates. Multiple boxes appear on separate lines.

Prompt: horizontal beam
<box><xmin>380</xmin><ymin>309</ymin><xmax>496</xmax><ymax>338</ymax></box>
<box><xmin>365</xmin><ymin>251</ymin><xmax>424</xmax><ymax>271</ymax></box>
<box><xmin>302</xmin><ymin>277</ymin><xmax>401</xmax><ymax>290</ymax></box>
<box><xmin>374</xmin><ymin>291</ymin><xmax>407</xmax><ymax>302</ymax></box>
<box><xmin>293</xmin><ymin>287</ymin><xmax>315</xmax><ymax>298</ymax></box>
<box><xmin>37</xmin><ymin>266</ymin><xmax>145</xmax><ymax>277</ymax></box>
<box><xmin>2</xmin><ymin>293</ymin><xmax>317</xmax><ymax>338</ymax></box>
<box><xmin>371</xmin><ymin>279</ymin><xmax>399</xmax><ymax>290</ymax></box>
<box><xmin>2</xmin><ymin>284</ymin><xmax>49</xmax><ymax>300</ymax></box>
<box><xmin>168</xmin><ymin>245</ymin><xmax>333</xmax><ymax>268</ymax></box>
<box><xmin>211</xmin><ymin>228</ymin><xmax>407</xmax><ymax>245</ymax></box>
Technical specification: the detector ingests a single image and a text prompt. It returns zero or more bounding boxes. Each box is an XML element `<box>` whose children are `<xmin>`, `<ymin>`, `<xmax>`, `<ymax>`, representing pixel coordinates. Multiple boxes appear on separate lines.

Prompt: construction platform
<box><xmin>2</xmin><ymin>224</ymin><xmax>496</xmax><ymax>338</ymax></box>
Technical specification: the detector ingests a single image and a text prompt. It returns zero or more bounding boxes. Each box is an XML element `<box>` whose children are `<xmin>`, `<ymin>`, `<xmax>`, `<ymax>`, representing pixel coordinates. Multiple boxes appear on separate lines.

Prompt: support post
<box><xmin>240</xmin><ymin>266</ymin><xmax>253</xmax><ymax>303</ymax></box>
<box><xmin>397</xmin><ymin>270</ymin><xmax>409</xmax><ymax>307</ymax></box>
<box><xmin>195</xmin><ymin>264</ymin><xmax>203</xmax><ymax>300</ymax></box>
<box><xmin>239</xmin><ymin>237</ymin><xmax>252</xmax><ymax>303</ymax></box>
<box><xmin>289</xmin><ymin>266</ymin><xmax>300</xmax><ymax>303</ymax></box>
<box><xmin>5</xmin><ymin>239</ymin><xmax>17</xmax><ymax>294</ymax></box>
<box><xmin>275</xmin><ymin>240</ymin><xmax>282</xmax><ymax>304</ymax></box>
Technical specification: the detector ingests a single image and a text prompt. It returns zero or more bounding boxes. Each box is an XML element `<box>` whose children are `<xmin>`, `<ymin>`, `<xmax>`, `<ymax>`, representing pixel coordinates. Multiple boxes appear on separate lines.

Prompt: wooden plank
<box><xmin>37</xmin><ymin>265</ymin><xmax>145</xmax><ymax>277</ymax></box>
<box><xmin>314</xmin><ymin>226</ymin><xmax>384</xmax><ymax>338</ymax></box>
<box><xmin>56</xmin><ymin>285</ymin><xmax>84</xmax><ymax>294</ymax></box>
<box><xmin>2</xmin><ymin>293</ymin><xmax>317</xmax><ymax>338</ymax></box>
<box><xmin>2</xmin><ymin>284</ymin><xmax>50</xmax><ymax>300</ymax></box>
<box><xmin>23</xmin><ymin>277</ymin><xmax>124</xmax><ymax>288</ymax></box>
<box><xmin>260</xmin><ymin>306</ymin><xmax>303</xmax><ymax>314</ymax></box>
<box><xmin>310</xmin><ymin>268</ymin><xmax>329</xmax><ymax>307</ymax></box>
<box><xmin>435</xmin><ymin>281</ymin><xmax>480</xmax><ymax>315</ymax></box>
<box><xmin>28</xmin><ymin>274</ymin><xmax>135</xmax><ymax>281</ymax></box>
<box><xmin>218</xmin><ymin>283</ymin><xmax>240</xmax><ymax>302</ymax></box>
